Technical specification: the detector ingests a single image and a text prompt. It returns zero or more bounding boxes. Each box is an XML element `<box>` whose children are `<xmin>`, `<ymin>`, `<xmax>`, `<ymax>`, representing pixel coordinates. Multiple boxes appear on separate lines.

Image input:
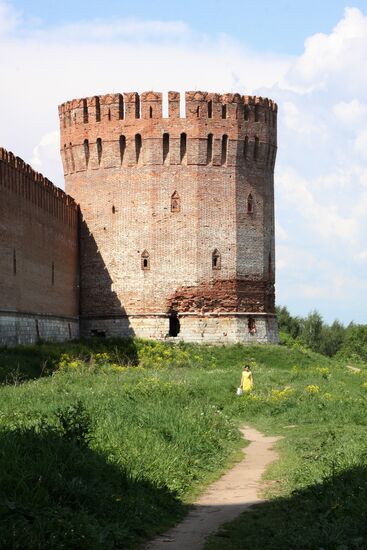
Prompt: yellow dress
<box><xmin>241</xmin><ymin>371</ymin><xmax>253</xmax><ymax>392</ymax></box>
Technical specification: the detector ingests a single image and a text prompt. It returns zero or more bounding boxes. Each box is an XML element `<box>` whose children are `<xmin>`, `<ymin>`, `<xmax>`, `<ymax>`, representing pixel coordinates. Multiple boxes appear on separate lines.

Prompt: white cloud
<box><xmin>333</xmin><ymin>99</ymin><xmax>367</xmax><ymax>126</ymax></box>
<box><xmin>0</xmin><ymin>1</ymin><xmax>20</xmax><ymax>34</ymax></box>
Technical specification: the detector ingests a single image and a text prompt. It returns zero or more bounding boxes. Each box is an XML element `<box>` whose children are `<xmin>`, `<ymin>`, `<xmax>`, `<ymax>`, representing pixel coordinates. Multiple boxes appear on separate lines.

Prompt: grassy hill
<box><xmin>0</xmin><ymin>339</ymin><xmax>366</xmax><ymax>549</ymax></box>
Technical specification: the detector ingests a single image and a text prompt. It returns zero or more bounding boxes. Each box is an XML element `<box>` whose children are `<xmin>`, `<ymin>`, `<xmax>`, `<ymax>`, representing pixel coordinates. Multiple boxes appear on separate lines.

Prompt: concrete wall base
<box><xmin>0</xmin><ymin>312</ymin><xmax>79</xmax><ymax>346</ymax></box>
<box><xmin>81</xmin><ymin>313</ymin><xmax>279</xmax><ymax>344</ymax></box>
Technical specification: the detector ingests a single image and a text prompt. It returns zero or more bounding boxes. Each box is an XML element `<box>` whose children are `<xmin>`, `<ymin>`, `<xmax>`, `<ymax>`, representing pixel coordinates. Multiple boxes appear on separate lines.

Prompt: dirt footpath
<box><xmin>143</xmin><ymin>426</ymin><xmax>281</xmax><ymax>550</ymax></box>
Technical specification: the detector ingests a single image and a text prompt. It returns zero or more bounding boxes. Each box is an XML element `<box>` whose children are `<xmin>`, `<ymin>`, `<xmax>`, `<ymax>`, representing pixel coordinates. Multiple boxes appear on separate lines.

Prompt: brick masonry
<box><xmin>0</xmin><ymin>148</ymin><xmax>79</xmax><ymax>345</ymax></box>
<box><xmin>59</xmin><ymin>90</ymin><xmax>279</xmax><ymax>344</ymax></box>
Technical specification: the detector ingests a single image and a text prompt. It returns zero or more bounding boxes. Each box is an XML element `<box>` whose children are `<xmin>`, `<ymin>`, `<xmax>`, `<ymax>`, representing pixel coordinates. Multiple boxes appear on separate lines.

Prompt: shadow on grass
<box><xmin>0</xmin><ymin>337</ymin><xmax>139</xmax><ymax>385</ymax></box>
<box><xmin>0</xmin><ymin>425</ymin><xmax>186</xmax><ymax>549</ymax></box>
<box><xmin>206</xmin><ymin>465</ymin><xmax>367</xmax><ymax>549</ymax></box>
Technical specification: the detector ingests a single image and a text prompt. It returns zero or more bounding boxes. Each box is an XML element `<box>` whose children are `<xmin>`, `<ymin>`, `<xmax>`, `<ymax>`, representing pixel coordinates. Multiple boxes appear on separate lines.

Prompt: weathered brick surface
<box><xmin>0</xmin><ymin>148</ymin><xmax>79</xmax><ymax>345</ymax></box>
<box><xmin>60</xmin><ymin>90</ymin><xmax>279</xmax><ymax>343</ymax></box>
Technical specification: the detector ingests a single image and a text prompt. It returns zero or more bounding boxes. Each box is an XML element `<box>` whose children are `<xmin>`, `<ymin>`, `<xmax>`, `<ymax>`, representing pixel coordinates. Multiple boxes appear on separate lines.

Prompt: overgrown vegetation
<box><xmin>0</xmin><ymin>338</ymin><xmax>366</xmax><ymax>548</ymax></box>
<box><xmin>277</xmin><ymin>305</ymin><xmax>367</xmax><ymax>364</ymax></box>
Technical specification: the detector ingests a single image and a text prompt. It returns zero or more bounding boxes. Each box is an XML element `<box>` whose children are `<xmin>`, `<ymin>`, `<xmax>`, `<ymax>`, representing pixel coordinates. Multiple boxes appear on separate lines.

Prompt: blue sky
<box><xmin>0</xmin><ymin>1</ymin><xmax>366</xmax><ymax>324</ymax></box>
<box><xmin>9</xmin><ymin>0</ymin><xmax>367</xmax><ymax>53</ymax></box>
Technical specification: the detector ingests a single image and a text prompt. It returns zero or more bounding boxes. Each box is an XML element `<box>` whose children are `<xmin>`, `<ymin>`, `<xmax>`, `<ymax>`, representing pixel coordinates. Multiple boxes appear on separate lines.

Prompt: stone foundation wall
<box><xmin>0</xmin><ymin>312</ymin><xmax>79</xmax><ymax>346</ymax></box>
<box><xmin>81</xmin><ymin>314</ymin><xmax>278</xmax><ymax>344</ymax></box>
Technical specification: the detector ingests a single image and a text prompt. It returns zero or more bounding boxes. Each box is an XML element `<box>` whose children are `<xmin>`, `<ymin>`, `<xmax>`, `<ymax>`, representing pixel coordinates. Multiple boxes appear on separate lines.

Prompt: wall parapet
<box><xmin>0</xmin><ymin>147</ymin><xmax>78</xmax><ymax>227</ymax></box>
<box><xmin>59</xmin><ymin>90</ymin><xmax>278</xmax><ymax>174</ymax></box>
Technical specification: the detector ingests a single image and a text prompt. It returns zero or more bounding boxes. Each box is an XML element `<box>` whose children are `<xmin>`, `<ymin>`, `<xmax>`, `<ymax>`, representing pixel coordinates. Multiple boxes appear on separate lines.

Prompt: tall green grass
<box><xmin>0</xmin><ymin>339</ymin><xmax>366</xmax><ymax>548</ymax></box>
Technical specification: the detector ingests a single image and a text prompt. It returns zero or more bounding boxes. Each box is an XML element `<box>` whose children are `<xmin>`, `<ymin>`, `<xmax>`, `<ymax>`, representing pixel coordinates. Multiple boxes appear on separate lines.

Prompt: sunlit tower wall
<box><xmin>59</xmin><ymin>90</ymin><xmax>278</xmax><ymax>343</ymax></box>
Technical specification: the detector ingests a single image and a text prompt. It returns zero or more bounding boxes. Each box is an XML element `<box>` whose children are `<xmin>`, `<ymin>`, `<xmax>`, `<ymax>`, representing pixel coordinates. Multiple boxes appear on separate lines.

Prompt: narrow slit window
<box><xmin>64</xmin><ymin>144</ymin><xmax>69</xmax><ymax>172</ymax></box>
<box><xmin>84</xmin><ymin>139</ymin><xmax>90</xmax><ymax>168</ymax></box>
<box><xmin>208</xmin><ymin>100</ymin><xmax>213</xmax><ymax>118</ymax></box>
<box><xmin>221</xmin><ymin>104</ymin><xmax>227</xmax><ymax>119</ymax></box>
<box><xmin>136</xmin><ymin>95</ymin><xmax>141</xmax><ymax>119</ymax></box>
<box><xmin>171</xmin><ymin>191</ymin><xmax>180</xmax><ymax>213</ymax></box>
<box><xmin>51</xmin><ymin>261</ymin><xmax>55</xmax><ymax>285</ymax></box>
<box><xmin>112</xmin><ymin>205</ymin><xmax>116</xmax><ymax>214</ymax></box>
<box><xmin>119</xmin><ymin>135</ymin><xmax>126</xmax><ymax>165</ymax></box>
<box><xmin>207</xmin><ymin>134</ymin><xmax>213</xmax><ymax>164</ymax></box>
<box><xmin>135</xmin><ymin>134</ymin><xmax>142</xmax><ymax>163</ymax></box>
<box><xmin>119</xmin><ymin>94</ymin><xmax>124</xmax><ymax>120</ymax></box>
<box><xmin>212</xmin><ymin>249</ymin><xmax>221</xmax><ymax>270</ymax></box>
<box><xmin>254</xmin><ymin>137</ymin><xmax>259</xmax><ymax>161</ymax></box>
<box><xmin>268</xmin><ymin>252</ymin><xmax>272</xmax><ymax>278</ymax></box>
<box><xmin>243</xmin><ymin>136</ymin><xmax>249</xmax><ymax>159</ymax></box>
<box><xmin>83</xmin><ymin>99</ymin><xmax>88</xmax><ymax>123</ymax></box>
<box><xmin>69</xmin><ymin>143</ymin><xmax>75</xmax><ymax>172</ymax></box>
<box><xmin>247</xmin><ymin>193</ymin><xmax>254</xmax><ymax>213</ymax></box>
<box><xmin>163</xmin><ymin>133</ymin><xmax>170</xmax><ymax>164</ymax></box>
<box><xmin>97</xmin><ymin>138</ymin><xmax>102</xmax><ymax>165</ymax></box>
<box><xmin>180</xmin><ymin>133</ymin><xmax>187</xmax><ymax>163</ymax></box>
<box><xmin>244</xmin><ymin>105</ymin><xmax>249</xmax><ymax>121</ymax></box>
<box><xmin>149</xmin><ymin>106</ymin><xmax>153</xmax><ymax>118</ymax></box>
<box><xmin>141</xmin><ymin>250</ymin><xmax>150</xmax><ymax>270</ymax></box>
<box><xmin>95</xmin><ymin>96</ymin><xmax>101</xmax><ymax>122</ymax></box>
<box><xmin>221</xmin><ymin>135</ymin><xmax>228</xmax><ymax>165</ymax></box>
<box><xmin>13</xmin><ymin>249</ymin><xmax>16</xmax><ymax>275</ymax></box>
<box><xmin>254</xmin><ymin>104</ymin><xmax>260</xmax><ymax>122</ymax></box>
<box><xmin>108</xmin><ymin>109</ymin><xmax>111</xmax><ymax>121</ymax></box>
<box><xmin>196</xmin><ymin>105</ymin><xmax>200</xmax><ymax>117</ymax></box>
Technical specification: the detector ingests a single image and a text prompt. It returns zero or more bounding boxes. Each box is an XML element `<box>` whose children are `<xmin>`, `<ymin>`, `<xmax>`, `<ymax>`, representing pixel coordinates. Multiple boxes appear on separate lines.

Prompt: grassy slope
<box><xmin>0</xmin><ymin>340</ymin><xmax>366</xmax><ymax>549</ymax></box>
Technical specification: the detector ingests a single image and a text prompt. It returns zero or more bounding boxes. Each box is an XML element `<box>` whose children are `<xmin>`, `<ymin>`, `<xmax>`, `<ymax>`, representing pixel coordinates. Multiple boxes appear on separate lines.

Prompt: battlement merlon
<box><xmin>59</xmin><ymin>90</ymin><xmax>278</xmax><ymax>127</ymax></box>
<box><xmin>0</xmin><ymin>146</ymin><xmax>78</xmax><ymax>211</ymax></box>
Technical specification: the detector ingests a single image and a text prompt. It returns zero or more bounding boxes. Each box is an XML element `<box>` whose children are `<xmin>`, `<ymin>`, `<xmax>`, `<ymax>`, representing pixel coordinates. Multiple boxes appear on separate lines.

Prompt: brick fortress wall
<box><xmin>59</xmin><ymin>91</ymin><xmax>279</xmax><ymax>343</ymax></box>
<box><xmin>0</xmin><ymin>148</ymin><xmax>79</xmax><ymax>345</ymax></box>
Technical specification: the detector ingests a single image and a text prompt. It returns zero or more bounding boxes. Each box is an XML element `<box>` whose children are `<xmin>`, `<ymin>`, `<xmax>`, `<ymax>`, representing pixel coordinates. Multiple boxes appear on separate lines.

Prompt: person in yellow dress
<box><xmin>240</xmin><ymin>365</ymin><xmax>254</xmax><ymax>393</ymax></box>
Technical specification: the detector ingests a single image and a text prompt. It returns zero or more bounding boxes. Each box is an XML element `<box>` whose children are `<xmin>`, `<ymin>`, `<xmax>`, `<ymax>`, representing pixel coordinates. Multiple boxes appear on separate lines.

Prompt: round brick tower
<box><xmin>59</xmin><ymin>91</ymin><xmax>278</xmax><ymax>343</ymax></box>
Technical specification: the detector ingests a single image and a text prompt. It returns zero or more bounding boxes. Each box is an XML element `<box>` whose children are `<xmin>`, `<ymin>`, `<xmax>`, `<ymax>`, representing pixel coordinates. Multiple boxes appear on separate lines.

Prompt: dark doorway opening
<box><xmin>169</xmin><ymin>313</ymin><xmax>180</xmax><ymax>337</ymax></box>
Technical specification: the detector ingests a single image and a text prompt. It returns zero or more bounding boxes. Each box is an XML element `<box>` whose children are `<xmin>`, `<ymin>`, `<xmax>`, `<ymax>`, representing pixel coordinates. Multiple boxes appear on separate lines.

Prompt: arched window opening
<box><xmin>208</xmin><ymin>100</ymin><xmax>213</xmax><ymax>118</ymax></box>
<box><xmin>254</xmin><ymin>104</ymin><xmax>260</xmax><ymax>122</ymax></box>
<box><xmin>149</xmin><ymin>106</ymin><xmax>153</xmax><ymax>118</ymax></box>
<box><xmin>51</xmin><ymin>261</ymin><xmax>55</xmax><ymax>285</ymax></box>
<box><xmin>13</xmin><ymin>249</ymin><xmax>16</xmax><ymax>275</ymax></box>
<box><xmin>254</xmin><ymin>137</ymin><xmax>259</xmax><ymax>161</ymax></box>
<box><xmin>180</xmin><ymin>133</ymin><xmax>187</xmax><ymax>163</ymax></box>
<box><xmin>221</xmin><ymin>104</ymin><xmax>227</xmax><ymax>119</ymax></box>
<box><xmin>221</xmin><ymin>134</ymin><xmax>228</xmax><ymax>165</ymax></box>
<box><xmin>119</xmin><ymin>135</ymin><xmax>126</xmax><ymax>165</ymax></box>
<box><xmin>248</xmin><ymin>318</ymin><xmax>257</xmax><ymax>334</ymax></box>
<box><xmin>196</xmin><ymin>105</ymin><xmax>200</xmax><ymax>117</ymax></box>
<box><xmin>84</xmin><ymin>139</ymin><xmax>90</xmax><ymax>168</ymax></box>
<box><xmin>207</xmin><ymin>134</ymin><xmax>213</xmax><ymax>164</ymax></box>
<box><xmin>136</xmin><ymin>95</ymin><xmax>141</xmax><ymax>119</ymax></box>
<box><xmin>135</xmin><ymin>134</ymin><xmax>142</xmax><ymax>163</ymax></box>
<box><xmin>243</xmin><ymin>136</ymin><xmax>249</xmax><ymax>159</ymax></box>
<box><xmin>95</xmin><ymin>96</ymin><xmax>101</xmax><ymax>122</ymax></box>
<box><xmin>247</xmin><ymin>193</ymin><xmax>254</xmax><ymax>213</ymax></box>
<box><xmin>244</xmin><ymin>105</ymin><xmax>249</xmax><ymax>121</ymax></box>
<box><xmin>163</xmin><ymin>133</ymin><xmax>170</xmax><ymax>164</ymax></box>
<box><xmin>171</xmin><ymin>191</ymin><xmax>180</xmax><ymax>213</ymax></box>
<box><xmin>141</xmin><ymin>250</ymin><xmax>150</xmax><ymax>270</ymax></box>
<box><xmin>96</xmin><ymin>138</ymin><xmax>102</xmax><ymax>165</ymax></box>
<box><xmin>118</xmin><ymin>94</ymin><xmax>124</xmax><ymax>120</ymax></box>
<box><xmin>212</xmin><ymin>249</ymin><xmax>221</xmax><ymax>270</ymax></box>
<box><xmin>169</xmin><ymin>313</ymin><xmax>180</xmax><ymax>337</ymax></box>
<box><xmin>83</xmin><ymin>99</ymin><xmax>88</xmax><ymax>124</ymax></box>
